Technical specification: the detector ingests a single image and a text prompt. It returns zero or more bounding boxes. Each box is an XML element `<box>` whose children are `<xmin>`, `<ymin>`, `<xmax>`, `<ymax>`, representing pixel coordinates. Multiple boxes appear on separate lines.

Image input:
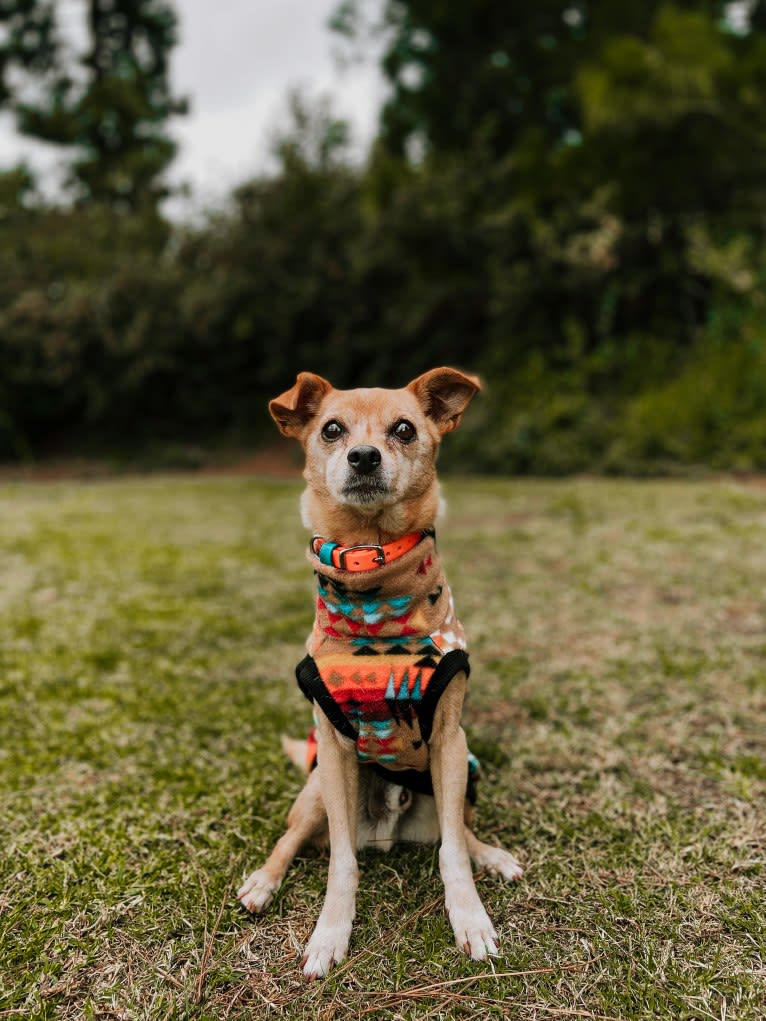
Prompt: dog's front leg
<box><xmin>238</xmin><ymin>767</ymin><xmax>327</xmax><ymax>914</ymax></box>
<box><xmin>429</xmin><ymin>674</ymin><xmax>499</xmax><ymax>959</ymax></box>
<box><xmin>301</xmin><ymin>711</ymin><xmax>359</xmax><ymax>979</ymax></box>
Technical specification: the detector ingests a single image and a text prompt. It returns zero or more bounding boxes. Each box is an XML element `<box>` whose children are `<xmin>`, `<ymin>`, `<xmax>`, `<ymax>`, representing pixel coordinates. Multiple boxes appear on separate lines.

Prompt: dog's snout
<box><xmin>347</xmin><ymin>445</ymin><xmax>382</xmax><ymax>475</ymax></box>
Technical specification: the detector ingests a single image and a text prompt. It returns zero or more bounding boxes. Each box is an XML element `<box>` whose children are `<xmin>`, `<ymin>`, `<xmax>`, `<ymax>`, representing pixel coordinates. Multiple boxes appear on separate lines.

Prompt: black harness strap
<box><xmin>415</xmin><ymin>649</ymin><xmax>470</xmax><ymax>742</ymax></box>
<box><xmin>295</xmin><ymin>654</ymin><xmax>358</xmax><ymax>742</ymax></box>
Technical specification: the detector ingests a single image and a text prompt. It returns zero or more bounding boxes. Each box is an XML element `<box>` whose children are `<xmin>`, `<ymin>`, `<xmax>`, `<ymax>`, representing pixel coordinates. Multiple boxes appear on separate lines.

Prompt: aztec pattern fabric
<box><xmin>295</xmin><ymin>532</ymin><xmax>471</xmax><ymax>779</ymax></box>
<box><xmin>300</xmin><ymin>724</ymin><xmax>481</xmax><ymax>805</ymax></box>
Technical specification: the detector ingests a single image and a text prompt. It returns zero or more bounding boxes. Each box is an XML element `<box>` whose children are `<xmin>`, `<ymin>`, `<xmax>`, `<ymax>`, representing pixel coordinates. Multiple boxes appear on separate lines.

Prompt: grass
<box><xmin>0</xmin><ymin>474</ymin><xmax>764</xmax><ymax>1020</ymax></box>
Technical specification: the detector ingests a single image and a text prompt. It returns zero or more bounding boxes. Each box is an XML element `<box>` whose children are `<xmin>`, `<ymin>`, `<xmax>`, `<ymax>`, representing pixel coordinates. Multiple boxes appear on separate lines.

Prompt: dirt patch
<box><xmin>0</xmin><ymin>443</ymin><xmax>303</xmax><ymax>483</ymax></box>
<box><xmin>202</xmin><ymin>445</ymin><xmax>302</xmax><ymax>479</ymax></box>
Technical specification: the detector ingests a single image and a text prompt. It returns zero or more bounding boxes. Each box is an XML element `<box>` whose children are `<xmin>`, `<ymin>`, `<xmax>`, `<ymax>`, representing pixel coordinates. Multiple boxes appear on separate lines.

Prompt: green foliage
<box><xmin>0</xmin><ymin>162</ymin><xmax>36</xmax><ymax>212</ymax></box>
<box><xmin>613</xmin><ymin>325</ymin><xmax>766</xmax><ymax>473</ymax></box>
<box><xmin>573</xmin><ymin>6</ymin><xmax>766</xmax><ymax>220</ymax></box>
<box><xmin>0</xmin><ymin>199</ymin><xmax>181</xmax><ymax>455</ymax></box>
<box><xmin>356</xmin><ymin>0</ymin><xmax>748</xmax><ymax>162</ymax></box>
<box><xmin>173</xmin><ymin>104</ymin><xmax>367</xmax><ymax>416</ymax></box>
<box><xmin>0</xmin><ymin>0</ymin><xmax>58</xmax><ymax>105</ymax></box>
<box><xmin>6</xmin><ymin>0</ymin><xmax>186</xmax><ymax>209</ymax></box>
<box><xmin>2</xmin><ymin>3</ymin><xmax>766</xmax><ymax>471</ymax></box>
<box><xmin>341</xmin><ymin>1</ymin><xmax>766</xmax><ymax>353</ymax></box>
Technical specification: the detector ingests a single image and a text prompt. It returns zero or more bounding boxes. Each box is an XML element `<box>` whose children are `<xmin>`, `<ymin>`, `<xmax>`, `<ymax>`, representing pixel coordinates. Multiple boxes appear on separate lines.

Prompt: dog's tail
<box><xmin>281</xmin><ymin>733</ymin><xmax>317</xmax><ymax>774</ymax></box>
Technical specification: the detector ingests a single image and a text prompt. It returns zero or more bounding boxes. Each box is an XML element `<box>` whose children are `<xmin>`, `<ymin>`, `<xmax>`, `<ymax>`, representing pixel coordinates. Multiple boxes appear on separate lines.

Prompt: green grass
<box><xmin>1</xmin><ymin>475</ymin><xmax>764</xmax><ymax>1020</ymax></box>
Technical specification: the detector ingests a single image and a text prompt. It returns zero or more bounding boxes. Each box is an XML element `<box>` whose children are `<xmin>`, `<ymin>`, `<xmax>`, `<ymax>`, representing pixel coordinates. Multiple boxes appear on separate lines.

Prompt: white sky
<box><xmin>0</xmin><ymin>0</ymin><xmax>386</xmax><ymax>213</ymax></box>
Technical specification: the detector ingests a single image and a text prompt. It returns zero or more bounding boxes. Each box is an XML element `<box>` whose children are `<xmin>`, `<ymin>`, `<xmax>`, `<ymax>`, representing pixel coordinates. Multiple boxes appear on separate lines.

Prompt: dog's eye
<box><xmin>321</xmin><ymin>420</ymin><xmax>345</xmax><ymax>442</ymax></box>
<box><xmin>392</xmin><ymin>419</ymin><xmax>416</xmax><ymax>443</ymax></box>
<box><xmin>398</xmin><ymin>789</ymin><xmax>411</xmax><ymax>808</ymax></box>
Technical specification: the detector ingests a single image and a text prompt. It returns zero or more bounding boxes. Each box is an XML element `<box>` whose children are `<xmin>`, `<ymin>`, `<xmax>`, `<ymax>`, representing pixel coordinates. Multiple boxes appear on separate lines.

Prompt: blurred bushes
<box><xmin>3</xmin><ymin>1</ymin><xmax>766</xmax><ymax>473</ymax></box>
<box><xmin>613</xmin><ymin>312</ymin><xmax>766</xmax><ymax>473</ymax></box>
<box><xmin>2</xmin><ymin>145</ymin><xmax>766</xmax><ymax>472</ymax></box>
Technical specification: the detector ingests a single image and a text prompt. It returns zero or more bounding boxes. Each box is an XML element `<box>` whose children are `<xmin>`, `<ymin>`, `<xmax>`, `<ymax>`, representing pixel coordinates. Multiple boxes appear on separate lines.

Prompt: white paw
<box><xmin>301</xmin><ymin>920</ymin><xmax>352</xmax><ymax>980</ymax></box>
<box><xmin>476</xmin><ymin>846</ymin><xmax>524</xmax><ymax>883</ymax></box>
<box><xmin>446</xmin><ymin>897</ymin><xmax>499</xmax><ymax>960</ymax></box>
<box><xmin>237</xmin><ymin>869</ymin><xmax>279</xmax><ymax>914</ymax></box>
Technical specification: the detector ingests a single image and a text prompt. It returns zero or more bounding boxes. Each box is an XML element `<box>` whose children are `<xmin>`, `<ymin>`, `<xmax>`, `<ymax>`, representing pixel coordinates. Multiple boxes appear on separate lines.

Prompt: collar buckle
<box><xmin>337</xmin><ymin>544</ymin><xmax>386</xmax><ymax>570</ymax></box>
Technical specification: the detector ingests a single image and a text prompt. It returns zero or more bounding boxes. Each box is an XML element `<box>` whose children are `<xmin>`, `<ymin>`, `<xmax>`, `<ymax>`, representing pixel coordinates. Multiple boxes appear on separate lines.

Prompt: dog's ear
<box><xmin>269</xmin><ymin>372</ymin><xmax>333</xmax><ymax>438</ymax></box>
<box><xmin>407</xmin><ymin>367</ymin><xmax>481</xmax><ymax>434</ymax></box>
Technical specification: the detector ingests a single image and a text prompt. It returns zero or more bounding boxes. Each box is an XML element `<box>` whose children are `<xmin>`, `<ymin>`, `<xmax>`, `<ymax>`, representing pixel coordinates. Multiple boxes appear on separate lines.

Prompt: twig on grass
<box><xmin>195</xmin><ymin>879</ymin><xmax>232</xmax><ymax>1004</ymax></box>
<box><xmin>361</xmin><ymin>991</ymin><xmax>626</xmax><ymax>1021</ymax></box>
<box><xmin>344</xmin><ymin>960</ymin><xmax>626</xmax><ymax>1020</ymax></box>
<box><xmin>359</xmin><ymin>960</ymin><xmax>595</xmax><ymax>1000</ymax></box>
<box><xmin>155</xmin><ymin>967</ymin><xmax>185</xmax><ymax>991</ymax></box>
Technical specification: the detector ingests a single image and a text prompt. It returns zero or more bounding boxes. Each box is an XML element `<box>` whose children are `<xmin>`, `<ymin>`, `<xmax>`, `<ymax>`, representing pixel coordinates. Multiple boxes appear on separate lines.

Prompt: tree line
<box><xmin>2</xmin><ymin>0</ymin><xmax>766</xmax><ymax>472</ymax></box>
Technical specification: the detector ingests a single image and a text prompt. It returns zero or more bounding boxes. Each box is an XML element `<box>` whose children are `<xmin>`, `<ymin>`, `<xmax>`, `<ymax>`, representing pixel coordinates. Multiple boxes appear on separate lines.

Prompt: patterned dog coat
<box><xmin>295</xmin><ymin>530</ymin><xmax>478</xmax><ymax>800</ymax></box>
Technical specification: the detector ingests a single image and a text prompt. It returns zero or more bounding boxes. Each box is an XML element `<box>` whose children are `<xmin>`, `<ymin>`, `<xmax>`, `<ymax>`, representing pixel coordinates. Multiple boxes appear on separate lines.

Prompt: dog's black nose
<box><xmin>347</xmin><ymin>445</ymin><xmax>382</xmax><ymax>475</ymax></box>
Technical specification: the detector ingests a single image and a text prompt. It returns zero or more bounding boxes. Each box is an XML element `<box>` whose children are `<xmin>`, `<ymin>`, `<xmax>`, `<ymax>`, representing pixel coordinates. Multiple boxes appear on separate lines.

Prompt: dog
<box><xmin>237</xmin><ymin>367</ymin><xmax>522</xmax><ymax>979</ymax></box>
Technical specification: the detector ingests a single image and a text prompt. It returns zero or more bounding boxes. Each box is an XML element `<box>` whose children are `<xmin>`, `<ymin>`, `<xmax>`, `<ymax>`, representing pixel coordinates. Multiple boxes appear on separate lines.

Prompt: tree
<box><xmin>0</xmin><ymin>0</ymin><xmax>58</xmax><ymax>106</ymax></box>
<box><xmin>334</xmin><ymin>1</ymin><xmax>749</xmax><ymax>159</ymax></box>
<box><xmin>333</xmin><ymin>2</ymin><xmax>766</xmax><ymax>350</ymax></box>
<box><xmin>14</xmin><ymin>0</ymin><xmax>187</xmax><ymax>210</ymax></box>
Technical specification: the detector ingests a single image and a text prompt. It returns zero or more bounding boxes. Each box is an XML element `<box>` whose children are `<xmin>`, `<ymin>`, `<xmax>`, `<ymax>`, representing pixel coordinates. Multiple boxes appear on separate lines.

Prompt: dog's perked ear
<box><xmin>407</xmin><ymin>367</ymin><xmax>481</xmax><ymax>434</ymax></box>
<box><xmin>269</xmin><ymin>372</ymin><xmax>333</xmax><ymax>438</ymax></box>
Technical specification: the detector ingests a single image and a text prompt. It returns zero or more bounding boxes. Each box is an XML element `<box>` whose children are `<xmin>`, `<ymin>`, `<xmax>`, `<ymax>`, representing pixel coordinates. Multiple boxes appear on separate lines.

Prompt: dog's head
<box><xmin>269</xmin><ymin>367</ymin><xmax>480</xmax><ymax>537</ymax></box>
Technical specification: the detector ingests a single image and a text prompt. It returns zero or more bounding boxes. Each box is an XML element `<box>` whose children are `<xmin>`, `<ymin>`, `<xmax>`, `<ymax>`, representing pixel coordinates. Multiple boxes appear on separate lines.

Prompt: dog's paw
<box><xmin>301</xmin><ymin>920</ymin><xmax>352</xmax><ymax>980</ymax></box>
<box><xmin>237</xmin><ymin>869</ymin><xmax>279</xmax><ymax>914</ymax></box>
<box><xmin>474</xmin><ymin>846</ymin><xmax>524</xmax><ymax>883</ymax></box>
<box><xmin>446</xmin><ymin>896</ymin><xmax>499</xmax><ymax>960</ymax></box>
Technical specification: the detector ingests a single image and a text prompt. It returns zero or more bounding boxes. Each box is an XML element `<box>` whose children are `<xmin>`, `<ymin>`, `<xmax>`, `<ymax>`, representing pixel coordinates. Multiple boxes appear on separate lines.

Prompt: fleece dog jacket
<box><xmin>296</xmin><ymin>531</ymin><xmax>478</xmax><ymax>799</ymax></box>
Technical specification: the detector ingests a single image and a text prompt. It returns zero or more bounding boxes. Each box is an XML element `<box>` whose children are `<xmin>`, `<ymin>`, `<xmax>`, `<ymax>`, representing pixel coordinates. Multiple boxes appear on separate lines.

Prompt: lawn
<box><xmin>0</xmin><ymin>475</ymin><xmax>764</xmax><ymax>1020</ymax></box>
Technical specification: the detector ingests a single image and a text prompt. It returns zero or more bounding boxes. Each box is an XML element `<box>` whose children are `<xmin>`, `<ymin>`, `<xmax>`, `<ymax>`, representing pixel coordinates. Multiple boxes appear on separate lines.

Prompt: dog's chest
<box><xmin>305</xmin><ymin>539</ymin><xmax>467</xmax><ymax>771</ymax></box>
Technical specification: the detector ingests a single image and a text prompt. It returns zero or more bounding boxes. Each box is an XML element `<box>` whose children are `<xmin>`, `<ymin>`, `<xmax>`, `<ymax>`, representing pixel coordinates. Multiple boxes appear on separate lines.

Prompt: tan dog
<box><xmin>238</xmin><ymin>368</ymin><xmax>522</xmax><ymax>979</ymax></box>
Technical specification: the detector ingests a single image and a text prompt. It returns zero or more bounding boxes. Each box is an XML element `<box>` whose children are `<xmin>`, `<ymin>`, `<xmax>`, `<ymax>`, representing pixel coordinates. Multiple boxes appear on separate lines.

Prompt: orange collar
<box><xmin>310</xmin><ymin>529</ymin><xmax>431</xmax><ymax>573</ymax></box>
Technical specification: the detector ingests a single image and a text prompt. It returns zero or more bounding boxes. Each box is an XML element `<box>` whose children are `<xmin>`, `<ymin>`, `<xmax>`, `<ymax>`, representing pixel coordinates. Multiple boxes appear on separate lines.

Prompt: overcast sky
<box><xmin>0</xmin><ymin>0</ymin><xmax>386</xmax><ymax>211</ymax></box>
